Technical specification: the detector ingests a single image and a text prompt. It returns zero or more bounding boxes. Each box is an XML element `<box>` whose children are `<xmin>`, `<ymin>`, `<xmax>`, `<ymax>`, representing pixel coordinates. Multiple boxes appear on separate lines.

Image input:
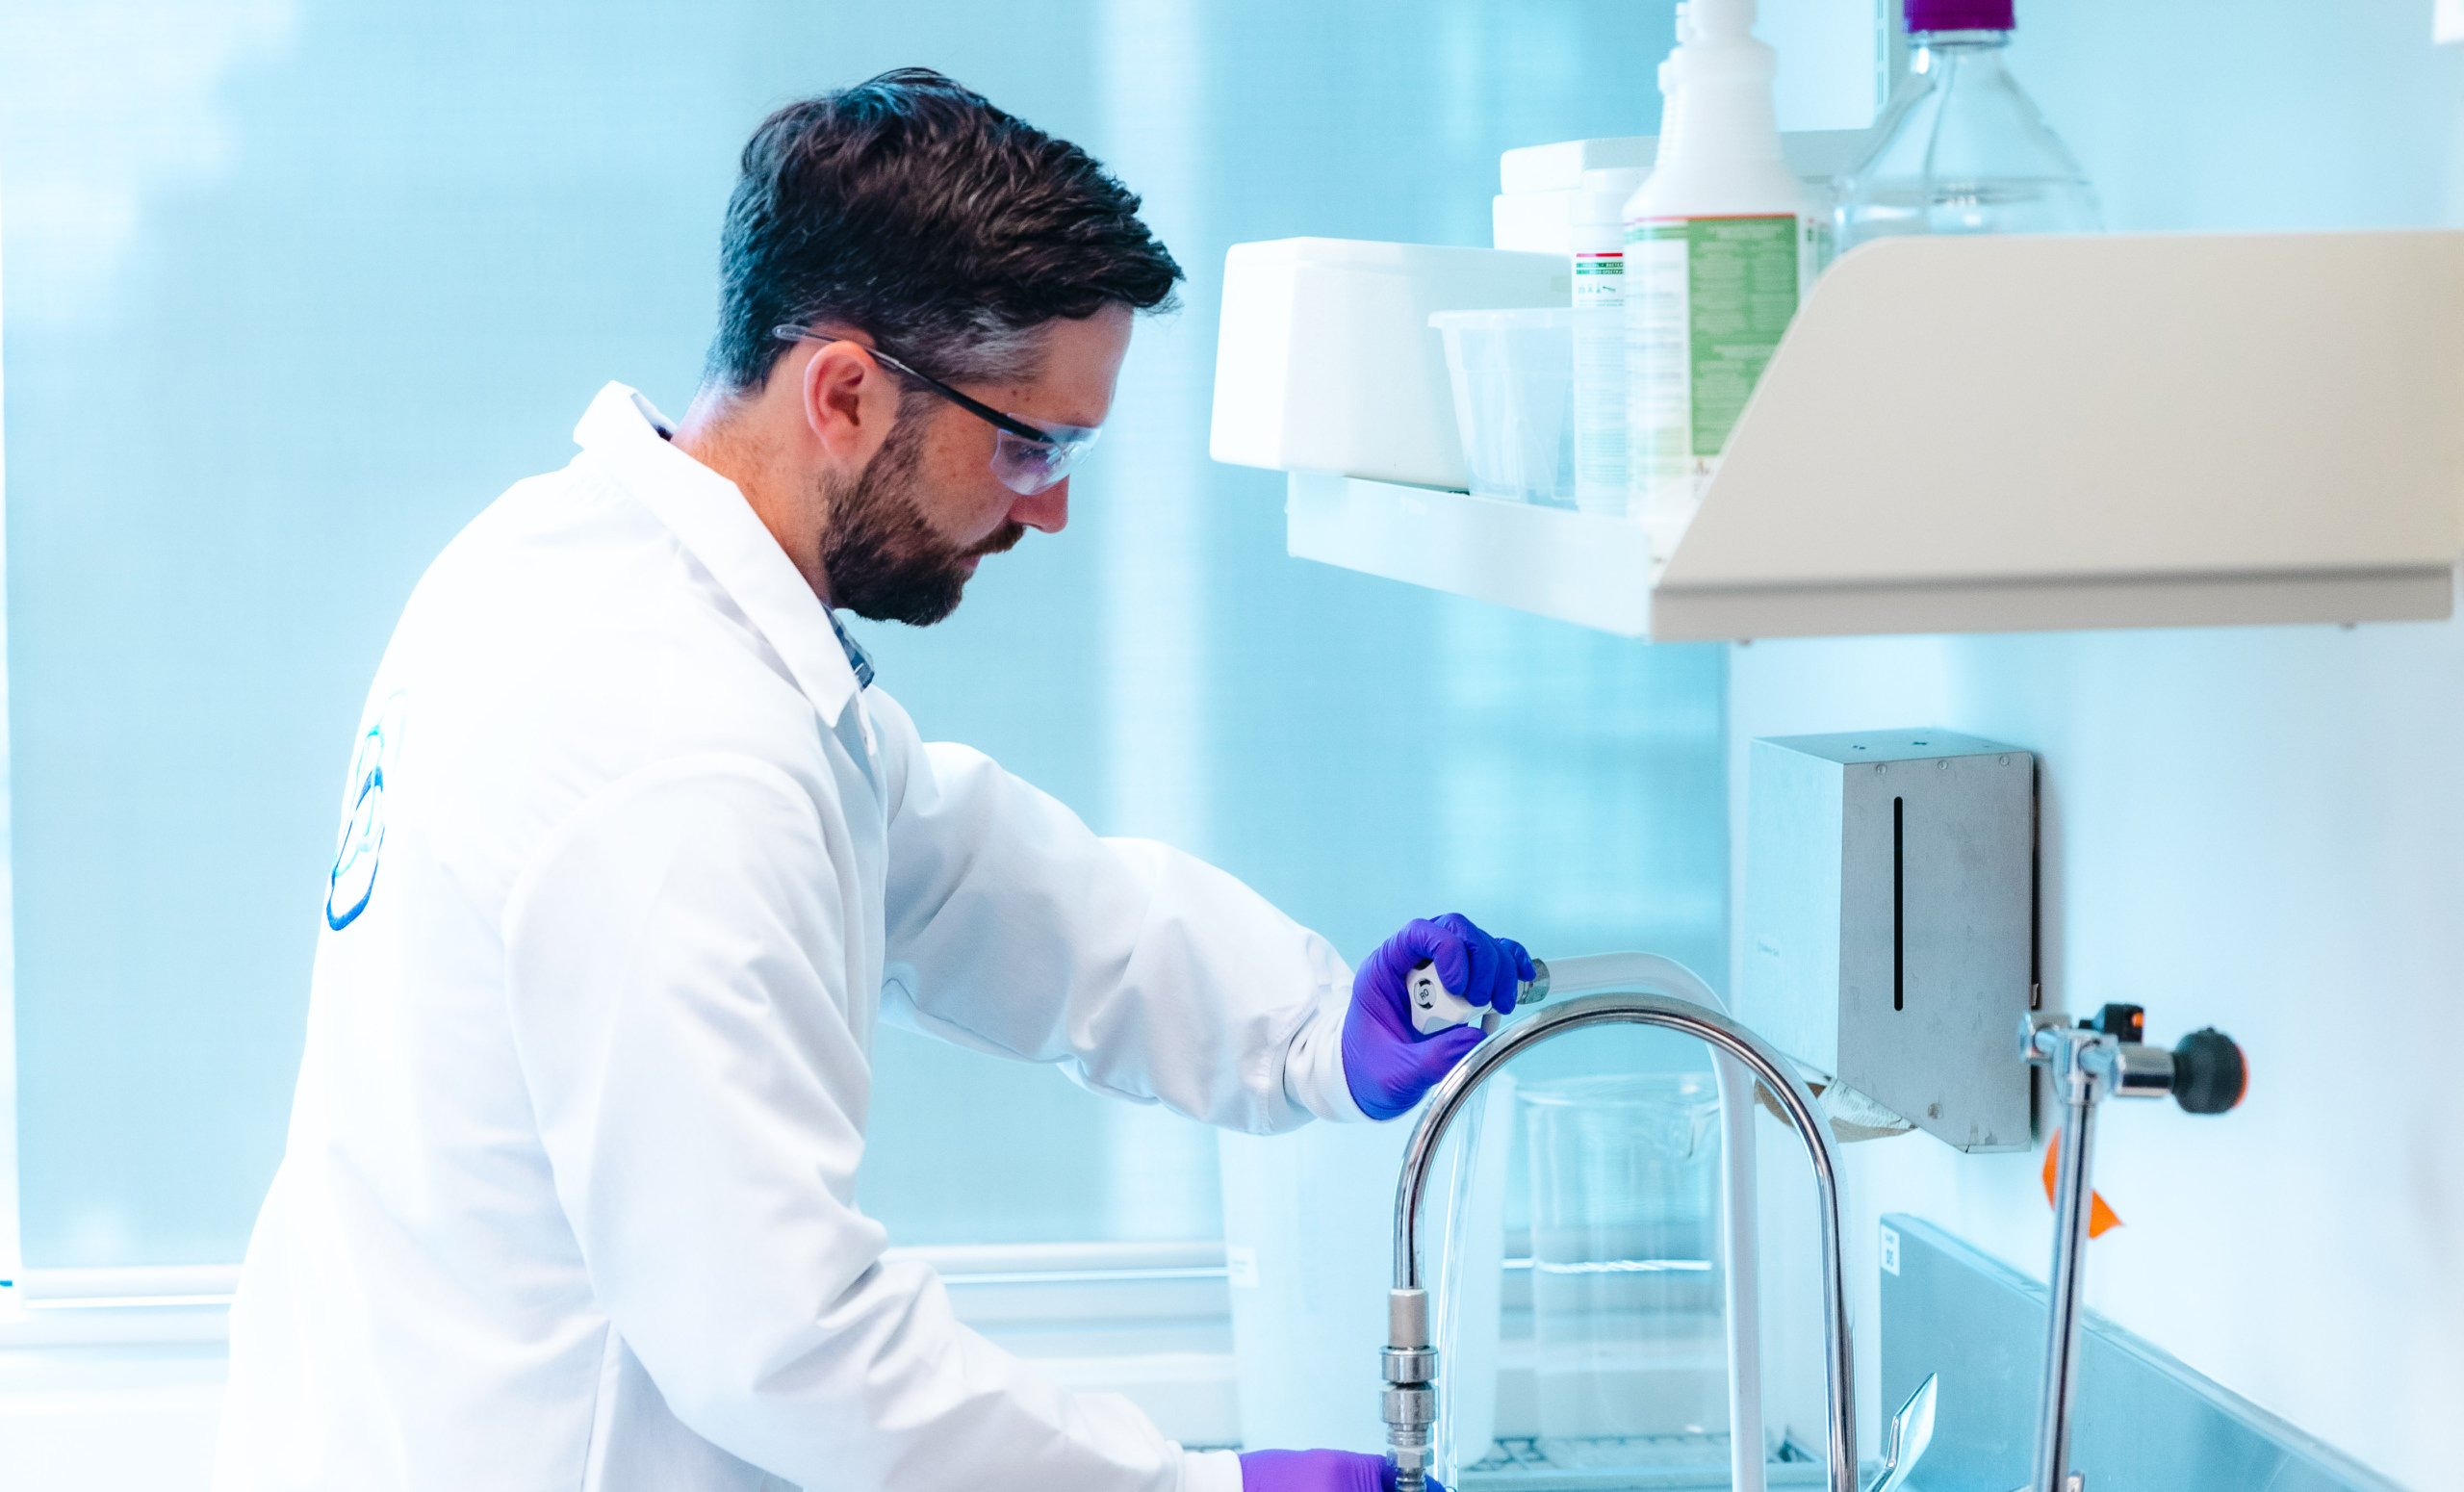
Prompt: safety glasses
<box><xmin>771</xmin><ymin>325</ymin><xmax>1102</xmax><ymax>496</ymax></box>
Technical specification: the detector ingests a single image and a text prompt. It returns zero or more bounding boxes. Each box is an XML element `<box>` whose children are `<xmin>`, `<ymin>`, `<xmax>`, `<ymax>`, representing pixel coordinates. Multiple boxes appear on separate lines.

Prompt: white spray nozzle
<box><xmin>1688</xmin><ymin>0</ymin><xmax>1757</xmax><ymax>41</ymax></box>
<box><xmin>1406</xmin><ymin>960</ymin><xmax>1481</xmax><ymax>1035</ymax></box>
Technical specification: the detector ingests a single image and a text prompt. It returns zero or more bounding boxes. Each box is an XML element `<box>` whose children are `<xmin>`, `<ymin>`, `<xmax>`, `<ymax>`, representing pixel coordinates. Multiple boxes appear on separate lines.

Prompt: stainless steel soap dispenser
<box><xmin>1741</xmin><ymin>730</ymin><xmax>2035</xmax><ymax>1152</ymax></box>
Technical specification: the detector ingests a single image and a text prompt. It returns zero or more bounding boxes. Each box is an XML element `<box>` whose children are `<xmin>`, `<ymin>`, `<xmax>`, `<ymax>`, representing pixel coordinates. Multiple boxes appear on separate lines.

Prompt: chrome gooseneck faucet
<box><xmin>1379</xmin><ymin>955</ymin><xmax>1858</xmax><ymax>1492</ymax></box>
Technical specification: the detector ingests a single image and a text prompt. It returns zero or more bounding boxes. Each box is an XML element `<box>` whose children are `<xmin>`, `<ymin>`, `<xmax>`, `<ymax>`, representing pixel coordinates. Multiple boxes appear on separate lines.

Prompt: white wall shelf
<box><xmin>1279</xmin><ymin>230</ymin><xmax>2464</xmax><ymax>642</ymax></box>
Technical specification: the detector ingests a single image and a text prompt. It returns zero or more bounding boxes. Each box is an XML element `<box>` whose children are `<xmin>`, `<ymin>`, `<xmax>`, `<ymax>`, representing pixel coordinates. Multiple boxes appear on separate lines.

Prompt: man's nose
<box><xmin>1011</xmin><ymin>479</ymin><xmax>1068</xmax><ymax>534</ymax></box>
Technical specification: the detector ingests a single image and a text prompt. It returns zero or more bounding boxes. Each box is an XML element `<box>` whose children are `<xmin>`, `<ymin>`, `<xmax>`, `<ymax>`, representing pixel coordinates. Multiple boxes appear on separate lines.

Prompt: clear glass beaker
<box><xmin>1521</xmin><ymin>1072</ymin><xmax>1727</xmax><ymax>1445</ymax></box>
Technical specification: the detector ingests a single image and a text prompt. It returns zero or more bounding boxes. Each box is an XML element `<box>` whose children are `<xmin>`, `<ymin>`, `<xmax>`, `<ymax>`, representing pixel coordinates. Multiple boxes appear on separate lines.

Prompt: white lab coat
<box><xmin>213</xmin><ymin>383</ymin><xmax>1367</xmax><ymax>1492</ymax></box>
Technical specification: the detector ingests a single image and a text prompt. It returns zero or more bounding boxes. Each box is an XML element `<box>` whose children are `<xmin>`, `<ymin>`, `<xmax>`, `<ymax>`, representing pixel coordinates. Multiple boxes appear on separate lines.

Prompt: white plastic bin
<box><xmin>1210</xmin><ymin>240</ymin><xmax>1569</xmax><ymax>490</ymax></box>
<box><xmin>1428</xmin><ymin>308</ymin><xmax>1577</xmax><ymax>506</ymax></box>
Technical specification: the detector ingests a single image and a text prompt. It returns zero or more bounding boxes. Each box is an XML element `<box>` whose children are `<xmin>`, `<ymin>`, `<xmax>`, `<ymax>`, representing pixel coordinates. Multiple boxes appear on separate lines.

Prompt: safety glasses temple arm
<box><xmin>864</xmin><ymin>349</ymin><xmax>1064</xmax><ymax>446</ymax></box>
<box><xmin>769</xmin><ymin>325</ymin><xmax>1063</xmax><ymax>449</ymax></box>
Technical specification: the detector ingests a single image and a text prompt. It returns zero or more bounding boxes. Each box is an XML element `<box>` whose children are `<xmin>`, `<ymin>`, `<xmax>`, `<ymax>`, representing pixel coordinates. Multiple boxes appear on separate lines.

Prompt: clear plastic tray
<box><xmin>1429</xmin><ymin>307</ymin><xmax>1577</xmax><ymax>506</ymax></box>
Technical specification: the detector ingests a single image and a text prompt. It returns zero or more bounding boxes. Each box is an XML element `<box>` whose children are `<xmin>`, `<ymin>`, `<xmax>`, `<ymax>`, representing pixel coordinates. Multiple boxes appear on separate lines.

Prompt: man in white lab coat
<box><xmin>213</xmin><ymin>66</ymin><xmax>1529</xmax><ymax>1492</ymax></box>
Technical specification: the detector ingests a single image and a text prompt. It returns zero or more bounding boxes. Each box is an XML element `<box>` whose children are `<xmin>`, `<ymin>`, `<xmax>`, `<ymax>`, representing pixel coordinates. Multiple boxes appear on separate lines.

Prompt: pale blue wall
<box><xmin>1</xmin><ymin>0</ymin><xmax>1729</xmax><ymax>1264</ymax></box>
<box><xmin>1739</xmin><ymin>8</ymin><xmax>2464</xmax><ymax>1487</ymax></box>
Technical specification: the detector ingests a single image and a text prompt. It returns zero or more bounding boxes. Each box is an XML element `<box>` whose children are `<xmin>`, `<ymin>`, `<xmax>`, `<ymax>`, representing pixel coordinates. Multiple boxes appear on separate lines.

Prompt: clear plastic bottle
<box><xmin>1623</xmin><ymin>0</ymin><xmax>1814</xmax><ymax>561</ymax></box>
<box><xmin>1834</xmin><ymin>0</ymin><xmax>2100</xmax><ymax>250</ymax></box>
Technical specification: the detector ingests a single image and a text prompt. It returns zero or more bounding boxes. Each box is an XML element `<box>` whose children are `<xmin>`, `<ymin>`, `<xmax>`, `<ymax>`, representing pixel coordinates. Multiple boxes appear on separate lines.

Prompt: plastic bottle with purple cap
<box><xmin>1834</xmin><ymin>0</ymin><xmax>2101</xmax><ymax>250</ymax></box>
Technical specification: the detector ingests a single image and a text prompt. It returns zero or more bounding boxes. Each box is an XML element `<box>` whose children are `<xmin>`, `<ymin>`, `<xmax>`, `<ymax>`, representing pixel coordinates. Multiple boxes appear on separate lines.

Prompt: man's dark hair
<box><xmin>706</xmin><ymin>68</ymin><xmax>1183</xmax><ymax>396</ymax></box>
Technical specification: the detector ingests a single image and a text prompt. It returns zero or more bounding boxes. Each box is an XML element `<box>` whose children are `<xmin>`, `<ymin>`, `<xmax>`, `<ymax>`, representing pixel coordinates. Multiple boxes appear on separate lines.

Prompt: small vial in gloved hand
<box><xmin>1407</xmin><ymin>959</ymin><xmax>1480</xmax><ymax>1035</ymax></box>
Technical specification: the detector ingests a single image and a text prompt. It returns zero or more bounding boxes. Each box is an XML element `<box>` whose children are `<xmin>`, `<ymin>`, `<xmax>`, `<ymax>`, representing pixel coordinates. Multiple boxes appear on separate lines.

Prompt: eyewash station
<box><xmin>1205</xmin><ymin>0</ymin><xmax>2452</xmax><ymax>1487</ymax></box>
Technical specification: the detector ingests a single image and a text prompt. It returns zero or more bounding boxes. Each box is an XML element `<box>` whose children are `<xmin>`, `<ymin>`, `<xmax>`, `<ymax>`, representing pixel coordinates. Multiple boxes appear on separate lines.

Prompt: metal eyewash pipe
<box><xmin>1382</xmin><ymin>963</ymin><xmax>1857</xmax><ymax>1492</ymax></box>
<box><xmin>2033</xmin><ymin>1034</ymin><xmax>2104</xmax><ymax>1492</ymax></box>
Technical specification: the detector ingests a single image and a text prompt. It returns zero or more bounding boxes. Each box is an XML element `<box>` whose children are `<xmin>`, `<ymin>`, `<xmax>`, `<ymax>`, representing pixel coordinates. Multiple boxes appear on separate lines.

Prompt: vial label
<box><xmin>1571</xmin><ymin>250</ymin><xmax>1624</xmax><ymax>310</ymax></box>
<box><xmin>1572</xmin><ymin>250</ymin><xmax>1630</xmax><ymax>511</ymax></box>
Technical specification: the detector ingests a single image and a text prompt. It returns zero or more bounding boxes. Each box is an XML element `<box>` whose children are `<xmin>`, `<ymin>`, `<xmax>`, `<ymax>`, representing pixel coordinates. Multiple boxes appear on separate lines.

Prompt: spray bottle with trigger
<box><xmin>1407</xmin><ymin>960</ymin><xmax>1552</xmax><ymax>1035</ymax></box>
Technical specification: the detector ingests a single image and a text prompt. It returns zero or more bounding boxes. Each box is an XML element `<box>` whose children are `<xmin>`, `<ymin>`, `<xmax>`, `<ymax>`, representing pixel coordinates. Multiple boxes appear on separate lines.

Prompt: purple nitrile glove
<box><xmin>1238</xmin><ymin>1449</ymin><xmax>1447</xmax><ymax>1492</ymax></box>
<box><xmin>1343</xmin><ymin>913</ymin><xmax>1534</xmax><ymax>1121</ymax></box>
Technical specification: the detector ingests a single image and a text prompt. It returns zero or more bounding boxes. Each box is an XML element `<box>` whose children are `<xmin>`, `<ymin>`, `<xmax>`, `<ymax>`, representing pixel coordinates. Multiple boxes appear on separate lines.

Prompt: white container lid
<box><xmin>1499</xmin><ymin>136</ymin><xmax>1656</xmax><ymax>194</ymax></box>
<box><xmin>1576</xmin><ymin>167</ymin><xmax>1652</xmax><ymax>228</ymax></box>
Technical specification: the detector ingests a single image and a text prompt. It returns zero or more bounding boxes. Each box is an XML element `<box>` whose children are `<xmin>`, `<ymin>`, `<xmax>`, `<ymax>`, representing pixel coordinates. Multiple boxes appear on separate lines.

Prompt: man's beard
<box><xmin>820</xmin><ymin>416</ymin><xmax>1024</xmax><ymax>627</ymax></box>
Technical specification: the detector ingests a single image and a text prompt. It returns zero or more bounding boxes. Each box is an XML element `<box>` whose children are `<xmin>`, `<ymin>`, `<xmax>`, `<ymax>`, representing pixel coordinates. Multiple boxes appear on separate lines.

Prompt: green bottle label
<box><xmin>1627</xmin><ymin>215</ymin><xmax>1801</xmax><ymax>476</ymax></box>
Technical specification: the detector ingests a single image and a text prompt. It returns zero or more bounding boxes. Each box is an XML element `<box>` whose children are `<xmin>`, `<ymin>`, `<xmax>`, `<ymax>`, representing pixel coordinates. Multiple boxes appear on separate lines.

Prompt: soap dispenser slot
<box><xmin>1891</xmin><ymin>794</ymin><xmax>1905</xmax><ymax>1014</ymax></box>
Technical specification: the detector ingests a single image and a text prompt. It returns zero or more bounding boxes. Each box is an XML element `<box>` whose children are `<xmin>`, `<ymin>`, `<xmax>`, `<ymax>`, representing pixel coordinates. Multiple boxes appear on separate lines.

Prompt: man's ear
<box><xmin>801</xmin><ymin>340</ymin><xmax>900</xmax><ymax>462</ymax></box>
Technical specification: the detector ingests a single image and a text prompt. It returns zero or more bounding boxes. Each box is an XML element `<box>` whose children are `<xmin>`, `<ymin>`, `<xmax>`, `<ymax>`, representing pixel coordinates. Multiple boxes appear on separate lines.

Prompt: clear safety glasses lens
<box><xmin>990</xmin><ymin>422</ymin><xmax>1101</xmax><ymax>496</ymax></box>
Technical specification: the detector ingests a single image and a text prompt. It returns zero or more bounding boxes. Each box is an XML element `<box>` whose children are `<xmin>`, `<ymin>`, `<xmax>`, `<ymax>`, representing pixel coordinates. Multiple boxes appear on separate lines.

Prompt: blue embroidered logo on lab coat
<box><xmin>327</xmin><ymin>692</ymin><xmax>406</xmax><ymax>931</ymax></box>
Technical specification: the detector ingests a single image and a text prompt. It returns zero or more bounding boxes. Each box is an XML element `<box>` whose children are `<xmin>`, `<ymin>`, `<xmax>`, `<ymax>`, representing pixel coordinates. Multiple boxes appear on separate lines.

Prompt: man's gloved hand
<box><xmin>1343</xmin><ymin>913</ymin><xmax>1533</xmax><ymax>1121</ymax></box>
<box><xmin>1238</xmin><ymin>1449</ymin><xmax>1445</xmax><ymax>1492</ymax></box>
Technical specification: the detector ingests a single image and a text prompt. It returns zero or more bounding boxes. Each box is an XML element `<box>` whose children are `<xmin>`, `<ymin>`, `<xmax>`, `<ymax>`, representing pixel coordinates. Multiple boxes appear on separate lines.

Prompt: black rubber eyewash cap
<box><xmin>2170</xmin><ymin>1028</ymin><xmax>2246</xmax><ymax>1115</ymax></box>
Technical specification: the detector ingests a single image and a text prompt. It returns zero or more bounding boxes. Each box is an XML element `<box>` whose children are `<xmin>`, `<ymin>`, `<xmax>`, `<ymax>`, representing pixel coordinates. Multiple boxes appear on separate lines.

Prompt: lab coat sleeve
<box><xmin>503</xmin><ymin>753</ymin><xmax>1237</xmax><ymax>1492</ymax></box>
<box><xmin>874</xmin><ymin>696</ymin><xmax>1365</xmax><ymax>1133</ymax></box>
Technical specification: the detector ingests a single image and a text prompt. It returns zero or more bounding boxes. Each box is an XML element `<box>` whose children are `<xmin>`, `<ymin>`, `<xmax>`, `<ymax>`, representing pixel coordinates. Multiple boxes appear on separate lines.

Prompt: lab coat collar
<box><xmin>573</xmin><ymin>382</ymin><xmax>863</xmax><ymax>727</ymax></box>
